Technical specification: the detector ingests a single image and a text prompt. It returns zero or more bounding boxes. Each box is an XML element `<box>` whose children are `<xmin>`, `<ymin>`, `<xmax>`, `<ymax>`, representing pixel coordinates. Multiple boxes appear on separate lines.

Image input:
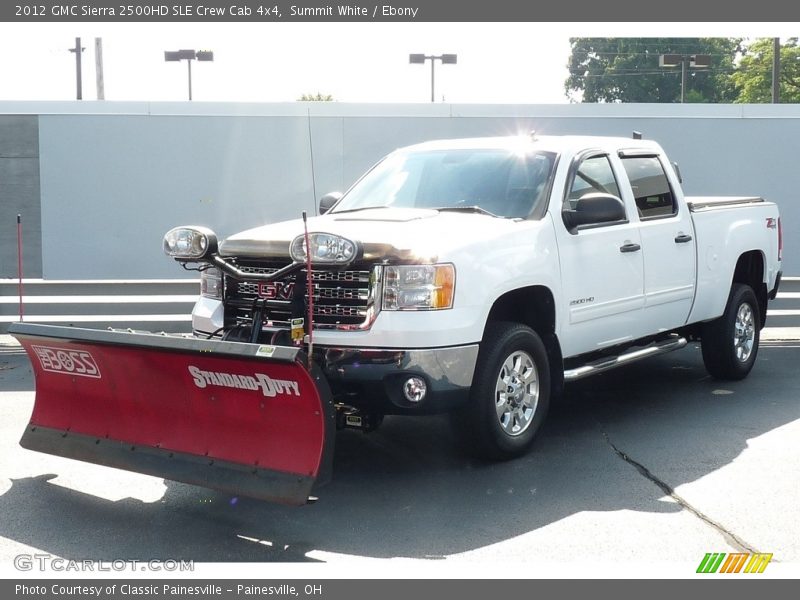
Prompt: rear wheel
<box><xmin>701</xmin><ymin>283</ymin><xmax>761</xmax><ymax>380</ymax></box>
<box><xmin>452</xmin><ymin>322</ymin><xmax>551</xmax><ymax>460</ymax></box>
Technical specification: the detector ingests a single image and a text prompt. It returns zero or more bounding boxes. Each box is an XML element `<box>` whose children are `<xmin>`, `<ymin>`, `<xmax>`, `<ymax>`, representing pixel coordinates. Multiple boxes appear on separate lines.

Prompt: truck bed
<box><xmin>686</xmin><ymin>196</ymin><xmax>765</xmax><ymax>211</ymax></box>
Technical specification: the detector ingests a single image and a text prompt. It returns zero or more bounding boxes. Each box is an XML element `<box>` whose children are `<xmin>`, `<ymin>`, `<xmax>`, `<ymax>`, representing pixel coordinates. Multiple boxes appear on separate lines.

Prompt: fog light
<box><xmin>403</xmin><ymin>376</ymin><xmax>427</xmax><ymax>403</ymax></box>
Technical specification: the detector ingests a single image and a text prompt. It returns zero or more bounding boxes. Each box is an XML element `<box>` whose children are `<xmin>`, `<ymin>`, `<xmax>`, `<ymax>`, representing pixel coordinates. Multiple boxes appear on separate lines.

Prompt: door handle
<box><xmin>674</xmin><ymin>234</ymin><xmax>693</xmax><ymax>244</ymax></box>
<box><xmin>619</xmin><ymin>243</ymin><xmax>641</xmax><ymax>253</ymax></box>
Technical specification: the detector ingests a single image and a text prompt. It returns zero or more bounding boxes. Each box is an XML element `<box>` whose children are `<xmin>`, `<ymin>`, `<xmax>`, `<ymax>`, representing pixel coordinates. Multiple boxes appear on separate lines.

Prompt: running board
<box><xmin>563</xmin><ymin>336</ymin><xmax>688</xmax><ymax>382</ymax></box>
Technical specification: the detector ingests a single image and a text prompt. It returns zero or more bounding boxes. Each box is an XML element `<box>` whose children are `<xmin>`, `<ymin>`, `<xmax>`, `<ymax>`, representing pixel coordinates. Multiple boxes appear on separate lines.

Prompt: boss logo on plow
<box><xmin>31</xmin><ymin>345</ymin><xmax>101</xmax><ymax>378</ymax></box>
<box><xmin>188</xmin><ymin>365</ymin><xmax>300</xmax><ymax>398</ymax></box>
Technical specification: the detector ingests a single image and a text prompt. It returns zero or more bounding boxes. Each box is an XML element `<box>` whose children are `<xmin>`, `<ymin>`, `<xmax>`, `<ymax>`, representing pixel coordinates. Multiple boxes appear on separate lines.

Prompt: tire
<box><xmin>701</xmin><ymin>283</ymin><xmax>761</xmax><ymax>380</ymax></box>
<box><xmin>452</xmin><ymin>322</ymin><xmax>551</xmax><ymax>460</ymax></box>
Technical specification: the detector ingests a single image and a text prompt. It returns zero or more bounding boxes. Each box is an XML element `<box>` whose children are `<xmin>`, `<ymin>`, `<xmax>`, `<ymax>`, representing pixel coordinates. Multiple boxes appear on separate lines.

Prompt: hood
<box><xmin>219</xmin><ymin>208</ymin><xmax>534</xmax><ymax>263</ymax></box>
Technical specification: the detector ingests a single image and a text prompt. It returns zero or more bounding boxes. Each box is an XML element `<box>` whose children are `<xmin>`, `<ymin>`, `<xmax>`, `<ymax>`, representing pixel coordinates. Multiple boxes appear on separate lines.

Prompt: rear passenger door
<box><xmin>618</xmin><ymin>151</ymin><xmax>696</xmax><ymax>332</ymax></box>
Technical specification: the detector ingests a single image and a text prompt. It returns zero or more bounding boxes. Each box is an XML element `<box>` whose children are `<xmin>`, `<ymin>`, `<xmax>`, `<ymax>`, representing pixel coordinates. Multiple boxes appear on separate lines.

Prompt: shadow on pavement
<box><xmin>0</xmin><ymin>343</ymin><xmax>798</xmax><ymax>561</ymax></box>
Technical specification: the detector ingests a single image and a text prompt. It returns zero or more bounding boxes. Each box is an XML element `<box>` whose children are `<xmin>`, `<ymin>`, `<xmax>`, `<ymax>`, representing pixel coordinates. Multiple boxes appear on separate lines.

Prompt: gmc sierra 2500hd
<box><xmin>179</xmin><ymin>134</ymin><xmax>783</xmax><ymax>458</ymax></box>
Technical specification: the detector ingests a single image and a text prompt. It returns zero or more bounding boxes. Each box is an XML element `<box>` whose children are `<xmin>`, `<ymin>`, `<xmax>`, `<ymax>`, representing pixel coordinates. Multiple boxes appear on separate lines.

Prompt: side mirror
<box><xmin>319</xmin><ymin>192</ymin><xmax>343</xmax><ymax>215</ymax></box>
<box><xmin>563</xmin><ymin>193</ymin><xmax>626</xmax><ymax>232</ymax></box>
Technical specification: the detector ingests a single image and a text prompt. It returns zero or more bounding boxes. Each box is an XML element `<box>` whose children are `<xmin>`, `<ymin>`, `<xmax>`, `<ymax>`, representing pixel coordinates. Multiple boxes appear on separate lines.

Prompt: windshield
<box><xmin>332</xmin><ymin>148</ymin><xmax>557</xmax><ymax>219</ymax></box>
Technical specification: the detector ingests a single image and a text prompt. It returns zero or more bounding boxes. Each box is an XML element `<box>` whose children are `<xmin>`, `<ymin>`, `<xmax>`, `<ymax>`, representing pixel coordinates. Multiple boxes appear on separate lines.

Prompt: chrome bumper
<box><xmin>317</xmin><ymin>344</ymin><xmax>480</xmax><ymax>414</ymax></box>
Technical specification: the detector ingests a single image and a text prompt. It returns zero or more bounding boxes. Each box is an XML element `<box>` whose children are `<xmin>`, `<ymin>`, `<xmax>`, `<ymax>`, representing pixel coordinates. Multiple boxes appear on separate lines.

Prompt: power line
<box><xmin>571</xmin><ymin>52</ymin><xmax>734</xmax><ymax>58</ymax></box>
<box><xmin>573</xmin><ymin>69</ymin><xmax>737</xmax><ymax>78</ymax></box>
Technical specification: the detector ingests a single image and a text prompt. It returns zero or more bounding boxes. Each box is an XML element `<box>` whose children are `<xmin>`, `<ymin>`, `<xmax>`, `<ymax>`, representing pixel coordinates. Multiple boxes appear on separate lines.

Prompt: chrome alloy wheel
<box><xmin>734</xmin><ymin>302</ymin><xmax>756</xmax><ymax>363</ymax></box>
<box><xmin>494</xmin><ymin>350</ymin><xmax>539</xmax><ymax>436</ymax></box>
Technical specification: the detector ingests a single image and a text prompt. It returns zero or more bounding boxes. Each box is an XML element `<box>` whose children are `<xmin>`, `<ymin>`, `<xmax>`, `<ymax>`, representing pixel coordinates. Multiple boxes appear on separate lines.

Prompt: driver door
<box><xmin>555</xmin><ymin>151</ymin><xmax>646</xmax><ymax>358</ymax></box>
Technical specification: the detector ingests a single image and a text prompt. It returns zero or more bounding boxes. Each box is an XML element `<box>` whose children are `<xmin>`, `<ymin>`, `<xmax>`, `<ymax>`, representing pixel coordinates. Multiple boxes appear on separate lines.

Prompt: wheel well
<box><xmin>485</xmin><ymin>286</ymin><xmax>564</xmax><ymax>396</ymax></box>
<box><xmin>733</xmin><ymin>251</ymin><xmax>768</xmax><ymax>328</ymax></box>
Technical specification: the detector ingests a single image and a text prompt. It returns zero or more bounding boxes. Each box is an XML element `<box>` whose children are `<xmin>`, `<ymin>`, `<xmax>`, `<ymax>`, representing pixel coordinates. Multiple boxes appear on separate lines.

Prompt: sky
<box><xmin>0</xmin><ymin>22</ymin><xmax>794</xmax><ymax>105</ymax></box>
<box><xmin>0</xmin><ymin>22</ymin><xmax>575</xmax><ymax>103</ymax></box>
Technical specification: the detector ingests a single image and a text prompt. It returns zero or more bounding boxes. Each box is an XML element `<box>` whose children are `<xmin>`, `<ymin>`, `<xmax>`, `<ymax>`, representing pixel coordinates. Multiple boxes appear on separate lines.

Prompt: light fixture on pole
<box><xmin>409</xmin><ymin>53</ymin><xmax>457</xmax><ymax>102</ymax></box>
<box><xmin>659</xmin><ymin>53</ymin><xmax>711</xmax><ymax>103</ymax></box>
<box><xmin>164</xmin><ymin>49</ymin><xmax>214</xmax><ymax>101</ymax></box>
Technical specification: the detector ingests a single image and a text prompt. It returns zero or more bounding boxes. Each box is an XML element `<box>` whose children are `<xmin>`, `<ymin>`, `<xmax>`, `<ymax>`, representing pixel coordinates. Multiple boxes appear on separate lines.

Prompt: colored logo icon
<box><xmin>697</xmin><ymin>553</ymin><xmax>773</xmax><ymax>574</ymax></box>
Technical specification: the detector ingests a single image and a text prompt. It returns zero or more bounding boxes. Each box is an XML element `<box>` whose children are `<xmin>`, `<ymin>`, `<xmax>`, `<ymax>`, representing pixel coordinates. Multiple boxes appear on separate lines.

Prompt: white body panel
<box><xmin>552</xmin><ymin>214</ymin><xmax>646</xmax><ymax>357</ymax></box>
<box><xmin>686</xmin><ymin>200</ymin><xmax>780</xmax><ymax>324</ymax></box>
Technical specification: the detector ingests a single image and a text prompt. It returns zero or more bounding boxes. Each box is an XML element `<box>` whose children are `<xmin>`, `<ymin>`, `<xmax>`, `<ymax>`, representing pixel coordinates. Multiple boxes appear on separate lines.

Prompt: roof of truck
<box><xmin>398</xmin><ymin>134</ymin><xmax>664</xmax><ymax>155</ymax></box>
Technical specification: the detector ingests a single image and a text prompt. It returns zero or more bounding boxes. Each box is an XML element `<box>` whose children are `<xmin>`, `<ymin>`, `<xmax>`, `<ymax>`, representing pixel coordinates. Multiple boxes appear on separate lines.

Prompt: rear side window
<box><xmin>620</xmin><ymin>156</ymin><xmax>676</xmax><ymax>219</ymax></box>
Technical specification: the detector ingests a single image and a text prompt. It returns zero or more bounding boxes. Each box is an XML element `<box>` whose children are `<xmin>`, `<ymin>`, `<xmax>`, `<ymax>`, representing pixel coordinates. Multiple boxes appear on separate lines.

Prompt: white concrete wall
<box><xmin>1</xmin><ymin>101</ymin><xmax>798</xmax><ymax>278</ymax></box>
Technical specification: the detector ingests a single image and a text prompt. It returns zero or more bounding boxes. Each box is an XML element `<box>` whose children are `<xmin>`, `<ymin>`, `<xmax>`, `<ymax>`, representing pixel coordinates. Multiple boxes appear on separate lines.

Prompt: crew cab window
<box><xmin>620</xmin><ymin>156</ymin><xmax>677</xmax><ymax>219</ymax></box>
<box><xmin>332</xmin><ymin>149</ymin><xmax>557</xmax><ymax>219</ymax></box>
<box><xmin>566</xmin><ymin>155</ymin><xmax>621</xmax><ymax>208</ymax></box>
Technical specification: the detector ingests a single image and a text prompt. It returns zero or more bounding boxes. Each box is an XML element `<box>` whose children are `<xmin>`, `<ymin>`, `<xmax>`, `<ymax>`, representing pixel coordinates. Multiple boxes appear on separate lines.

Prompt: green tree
<box><xmin>732</xmin><ymin>38</ymin><xmax>800</xmax><ymax>103</ymax></box>
<box><xmin>297</xmin><ymin>92</ymin><xmax>334</xmax><ymax>101</ymax></box>
<box><xmin>565</xmin><ymin>38</ymin><xmax>741</xmax><ymax>103</ymax></box>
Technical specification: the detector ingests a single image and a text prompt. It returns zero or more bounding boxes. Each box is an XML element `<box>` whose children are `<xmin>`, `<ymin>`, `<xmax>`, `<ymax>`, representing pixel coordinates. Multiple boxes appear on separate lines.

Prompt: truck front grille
<box><xmin>224</xmin><ymin>260</ymin><xmax>378</xmax><ymax>329</ymax></box>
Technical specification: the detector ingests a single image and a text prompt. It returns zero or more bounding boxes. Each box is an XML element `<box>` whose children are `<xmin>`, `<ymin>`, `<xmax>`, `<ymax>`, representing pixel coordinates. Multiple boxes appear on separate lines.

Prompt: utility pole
<box><xmin>95</xmin><ymin>38</ymin><xmax>105</xmax><ymax>100</ymax></box>
<box><xmin>680</xmin><ymin>59</ymin><xmax>687</xmax><ymax>104</ymax></box>
<box><xmin>68</xmin><ymin>37</ymin><xmax>85</xmax><ymax>100</ymax></box>
<box><xmin>772</xmin><ymin>38</ymin><xmax>780</xmax><ymax>104</ymax></box>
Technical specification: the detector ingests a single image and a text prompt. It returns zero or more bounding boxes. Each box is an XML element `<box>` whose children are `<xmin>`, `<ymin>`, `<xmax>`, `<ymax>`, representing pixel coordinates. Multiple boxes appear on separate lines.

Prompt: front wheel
<box><xmin>451</xmin><ymin>322</ymin><xmax>551</xmax><ymax>460</ymax></box>
<box><xmin>701</xmin><ymin>283</ymin><xmax>761</xmax><ymax>380</ymax></box>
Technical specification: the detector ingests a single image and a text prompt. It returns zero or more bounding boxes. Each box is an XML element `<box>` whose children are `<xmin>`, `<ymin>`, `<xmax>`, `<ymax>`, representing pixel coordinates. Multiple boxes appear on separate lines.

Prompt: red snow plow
<box><xmin>9</xmin><ymin>323</ymin><xmax>334</xmax><ymax>506</ymax></box>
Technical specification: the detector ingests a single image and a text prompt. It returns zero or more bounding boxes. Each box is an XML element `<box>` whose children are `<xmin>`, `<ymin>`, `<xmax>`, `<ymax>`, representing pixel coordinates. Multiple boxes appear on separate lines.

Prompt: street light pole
<box><xmin>659</xmin><ymin>53</ymin><xmax>711</xmax><ymax>103</ymax></box>
<box><xmin>164</xmin><ymin>49</ymin><xmax>214</xmax><ymax>101</ymax></box>
<box><xmin>430</xmin><ymin>59</ymin><xmax>435</xmax><ymax>103</ymax></box>
<box><xmin>409</xmin><ymin>53</ymin><xmax>458</xmax><ymax>102</ymax></box>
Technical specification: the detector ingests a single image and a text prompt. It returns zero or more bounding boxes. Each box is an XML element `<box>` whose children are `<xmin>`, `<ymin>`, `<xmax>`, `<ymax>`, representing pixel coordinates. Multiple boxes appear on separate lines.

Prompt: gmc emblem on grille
<box><xmin>257</xmin><ymin>281</ymin><xmax>295</xmax><ymax>300</ymax></box>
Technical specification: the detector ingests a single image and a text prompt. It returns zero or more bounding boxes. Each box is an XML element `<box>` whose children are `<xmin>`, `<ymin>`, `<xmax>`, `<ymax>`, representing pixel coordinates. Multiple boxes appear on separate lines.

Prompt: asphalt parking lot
<box><xmin>0</xmin><ymin>335</ymin><xmax>798</xmax><ymax>574</ymax></box>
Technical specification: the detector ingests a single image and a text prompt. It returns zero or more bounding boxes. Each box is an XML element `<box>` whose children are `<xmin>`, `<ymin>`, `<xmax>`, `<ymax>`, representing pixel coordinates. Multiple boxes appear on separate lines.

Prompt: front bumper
<box><xmin>193</xmin><ymin>299</ymin><xmax>480</xmax><ymax>414</ymax></box>
<box><xmin>317</xmin><ymin>344</ymin><xmax>479</xmax><ymax>415</ymax></box>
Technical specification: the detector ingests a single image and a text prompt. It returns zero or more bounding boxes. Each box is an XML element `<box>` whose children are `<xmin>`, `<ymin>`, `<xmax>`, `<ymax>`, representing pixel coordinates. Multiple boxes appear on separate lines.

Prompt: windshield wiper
<box><xmin>330</xmin><ymin>206</ymin><xmax>391</xmax><ymax>214</ymax></box>
<box><xmin>433</xmin><ymin>206</ymin><xmax>500</xmax><ymax>218</ymax></box>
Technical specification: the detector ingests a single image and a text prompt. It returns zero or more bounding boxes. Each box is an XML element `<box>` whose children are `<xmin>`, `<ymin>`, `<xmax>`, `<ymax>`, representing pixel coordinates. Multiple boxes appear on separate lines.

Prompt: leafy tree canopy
<box><xmin>298</xmin><ymin>92</ymin><xmax>335</xmax><ymax>101</ymax></box>
<box><xmin>565</xmin><ymin>38</ymin><xmax>741</xmax><ymax>103</ymax></box>
<box><xmin>732</xmin><ymin>38</ymin><xmax>800</xmax><ymax>103</ymax></box>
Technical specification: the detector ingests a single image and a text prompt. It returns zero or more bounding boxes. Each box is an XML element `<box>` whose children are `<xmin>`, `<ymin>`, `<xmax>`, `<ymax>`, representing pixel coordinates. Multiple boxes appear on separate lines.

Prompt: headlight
<box><xmin>383</xmin><ymin>264</ymin><xmax>455</xmax><ymax>310</ymax></box>
<box><xmin>163</xmin><ymin>226</ymin><xmax>218</xmax><ymax>260</ymax></box>
<box><xmin>200</xmin><ymin>267</ymin><xmax>223</xmax><ymax>300</ymax></box>
<box><xmin>290</xmin><ymin>232</ymin><xmax>357</xmax><ymax>265</ymax></box>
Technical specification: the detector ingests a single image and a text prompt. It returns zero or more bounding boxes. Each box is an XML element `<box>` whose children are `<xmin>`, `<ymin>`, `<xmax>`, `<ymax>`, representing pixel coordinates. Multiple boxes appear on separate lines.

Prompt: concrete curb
<box><xmin>0</xmin><ymin>335</ymin><xmax>20</xmax><ymax>347</ymax></box>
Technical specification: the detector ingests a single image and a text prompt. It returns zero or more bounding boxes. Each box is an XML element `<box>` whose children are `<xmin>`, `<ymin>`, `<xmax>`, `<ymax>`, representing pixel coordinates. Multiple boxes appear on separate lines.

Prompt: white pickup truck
<box><xmin>167</xmin><ymin>134</ymin><xmax>783</xmax><ymax>460</ymax></box>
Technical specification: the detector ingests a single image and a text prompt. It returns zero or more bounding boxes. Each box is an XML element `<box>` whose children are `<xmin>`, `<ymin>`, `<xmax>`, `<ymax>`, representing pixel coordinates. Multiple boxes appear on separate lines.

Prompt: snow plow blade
<box><xmin>9</xmin><ymin>323</ymin><xmax>334</xmax><ymax>506</ymax></box>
